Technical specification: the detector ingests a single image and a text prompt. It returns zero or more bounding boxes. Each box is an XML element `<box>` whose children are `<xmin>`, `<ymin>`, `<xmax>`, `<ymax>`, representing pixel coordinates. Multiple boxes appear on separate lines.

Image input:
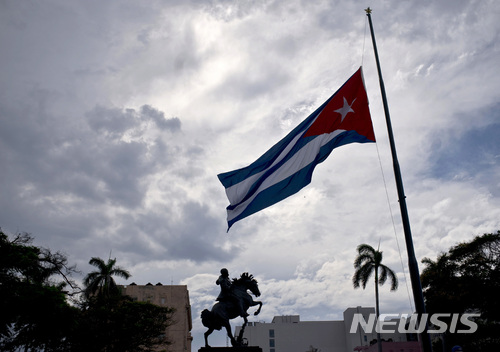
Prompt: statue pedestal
<box><xmin>199</xmin><ymin>347</ymin><xmax>262</xmax><ymax>352</ymax></box>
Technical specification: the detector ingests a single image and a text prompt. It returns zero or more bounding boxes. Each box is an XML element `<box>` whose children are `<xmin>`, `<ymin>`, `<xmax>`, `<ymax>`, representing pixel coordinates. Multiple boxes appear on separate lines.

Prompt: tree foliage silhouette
<box><xmin>421</xmin><ymin>231</ymin><xmax>500</xmax><ymax>352</ymax></box>
<box><xmin>1</xmin><ymin>229</ymin><xmax>174</xmax><ymax>352</ymax></box>
<box><xmin>0</xmin><ymin>230</ymin><xmax>78</xmax><ymax>351</ymax></box>
<box><xmin>83</xmin><ymin>256</ymin><xmax>131</xmax><ymax>299</ymax></box>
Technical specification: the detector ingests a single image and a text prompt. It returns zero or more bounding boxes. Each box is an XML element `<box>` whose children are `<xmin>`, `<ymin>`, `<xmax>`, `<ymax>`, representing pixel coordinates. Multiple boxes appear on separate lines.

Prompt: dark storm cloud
<box><xmin>104</xmin><ymin>200</ymin><xmax>238</xmax><ymax>264</ymax></box>
<box><xmin>0</xmin><ymin>91</ymin><xmax>228</xmax><ymax>266</ymax></box>
<box><xmin>429</xmin><ymin>103</ymin><xmax>500</xmax><ymax>196</ymax></box>
<box><xmin>0</xmin><ymin>99</ymin><xmax>180</xmax><ymax>209</ymax></box>
<box><xmin>86</xmin><ymin>105</ymin><xmax>138</xmax><ymax>135</ymax></box>
<box><xmin>140</xmin><ymin>105</ymin><xmax>181</xmax><ymax>131</ymax></box>
<box><xmin>0</xmin><ymin>91</ymin><xmax>186</xmax><ymax>238</ymax></box>
<box><xmin>72</xmin><ymin>104</ymin><xmax>181</xmax><ymax>208</ymax></box>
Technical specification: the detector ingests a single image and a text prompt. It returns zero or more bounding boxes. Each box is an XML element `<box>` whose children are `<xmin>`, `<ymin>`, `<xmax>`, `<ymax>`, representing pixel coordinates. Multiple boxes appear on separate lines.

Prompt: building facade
<box><xmin>120</xmin><ymin>283</ymin><xmax>193</xmax><ymax>352</ymax></box>
<box><xmin>235</xmin><ymin>307</ymin><xmax>420</xmax><ymax>352</ymax></box>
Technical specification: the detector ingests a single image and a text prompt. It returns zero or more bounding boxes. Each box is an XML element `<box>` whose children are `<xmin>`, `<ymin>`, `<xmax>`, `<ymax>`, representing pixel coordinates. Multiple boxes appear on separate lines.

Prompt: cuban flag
<box><xmin>218</xmin><ymin>67</ymin><xmax>375</xmax><ymax>230</ymax></box>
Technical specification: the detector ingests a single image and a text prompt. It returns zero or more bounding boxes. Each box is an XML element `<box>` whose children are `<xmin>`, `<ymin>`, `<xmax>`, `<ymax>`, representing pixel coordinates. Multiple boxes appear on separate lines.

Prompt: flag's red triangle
<box><xmin>303</xmin><ymin>68</ymin><xmax>375</xmax><ymax>142</ymax></box>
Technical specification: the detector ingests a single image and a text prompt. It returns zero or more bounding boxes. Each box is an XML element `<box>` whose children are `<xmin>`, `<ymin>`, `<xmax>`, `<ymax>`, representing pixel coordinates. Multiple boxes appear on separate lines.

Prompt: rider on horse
<box><xmin>216</xmin><ymin>268</ymin><xmax>248</xmax><ymax>317</ymax></box>
<box><xmin>203</xmin><ymin>270</ymin><xmax>263</xmax><ymax>347</ymax></box>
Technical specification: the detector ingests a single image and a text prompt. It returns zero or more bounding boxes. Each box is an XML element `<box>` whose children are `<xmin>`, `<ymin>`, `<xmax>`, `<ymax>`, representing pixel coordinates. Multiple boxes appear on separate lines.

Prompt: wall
<box><xmin>120</xmin><ymin>284</ymin><xmax>193</xmax><ymax>352</ymax></box>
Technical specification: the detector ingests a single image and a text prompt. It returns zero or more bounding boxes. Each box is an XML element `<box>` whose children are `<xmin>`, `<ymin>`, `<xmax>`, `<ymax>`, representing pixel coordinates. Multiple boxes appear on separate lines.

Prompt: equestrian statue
<box><xmin>201</xmin><ymin>269</ymin><xmax>263</xmax><ymax>347</ymax></box>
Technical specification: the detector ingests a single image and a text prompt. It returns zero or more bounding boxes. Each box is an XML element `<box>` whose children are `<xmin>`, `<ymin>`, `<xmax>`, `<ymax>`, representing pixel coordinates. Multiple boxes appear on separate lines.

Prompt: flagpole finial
<box><xmin>365</xmin><ymin>7</ymin><xmax>372</xmax><ymax>15</ymax></box>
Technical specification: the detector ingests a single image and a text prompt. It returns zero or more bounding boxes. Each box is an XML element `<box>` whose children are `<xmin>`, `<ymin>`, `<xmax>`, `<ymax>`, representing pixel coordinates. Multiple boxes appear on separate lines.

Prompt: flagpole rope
<box><xmin>374</xmin><ymin>142</ymin><xmax>415</xmax><ymax>313</ymax></box>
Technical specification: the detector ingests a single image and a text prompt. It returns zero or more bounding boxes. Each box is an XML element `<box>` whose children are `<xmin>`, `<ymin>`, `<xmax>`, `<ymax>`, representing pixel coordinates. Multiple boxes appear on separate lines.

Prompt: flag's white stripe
<box><xmin>224</xmin><ymin>131</ymin><xmax>304</xmax><ymax>204</ymax></box>
<box><xmin>227</xmin><ymin>130</ymin><xmax>344</xmax><ymax>222</ymax></box>
<box><xmin>225</xmin><ymin>110</ymin><xmax>325</xmax><ymax>205</ymax></box>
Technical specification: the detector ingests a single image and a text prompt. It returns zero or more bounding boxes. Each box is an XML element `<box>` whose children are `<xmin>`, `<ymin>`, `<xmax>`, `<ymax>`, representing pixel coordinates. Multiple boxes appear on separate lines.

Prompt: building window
<box><xmin>269</xmin><ymin>339</ymin><xmax>275</xmax><ymax>348</ymax></box>
<box><xmin>270</xmin><ymin>349</ymin><xmax>275</xmax><ymax>352</ymax></box>
<box><xmin>269</xmin><ymin>329</ymin><xmax>275</xmax><ymax>338</ymax></box>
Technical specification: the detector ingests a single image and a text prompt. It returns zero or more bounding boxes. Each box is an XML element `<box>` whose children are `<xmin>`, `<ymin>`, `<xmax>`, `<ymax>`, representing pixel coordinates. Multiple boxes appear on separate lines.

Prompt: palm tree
<box><xmin>352</xmin><ymin>244</ymin><xmax>398</xmax><ymax>352</ymax></box>
<box><xmin>83</xmin><ymin>257</ymin><xmax>131</xmax><ymax>299</ymax></box>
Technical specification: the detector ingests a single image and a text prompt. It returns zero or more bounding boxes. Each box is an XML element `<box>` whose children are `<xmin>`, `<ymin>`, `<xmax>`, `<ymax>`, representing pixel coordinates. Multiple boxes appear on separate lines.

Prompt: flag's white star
<box><xmin>335</xmin><ymin>97</ymin><xmax>356</xmax><ymax>122</ymax></box>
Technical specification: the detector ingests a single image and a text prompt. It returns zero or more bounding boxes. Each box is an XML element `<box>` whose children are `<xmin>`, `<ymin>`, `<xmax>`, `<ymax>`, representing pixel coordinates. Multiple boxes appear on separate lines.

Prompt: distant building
<box><xmin>120</xmin><ymin>283</ymin><xmax>193</xmax><ymax>352</ymax></box>
<box><xmin>235</xmin><ymin>307</ymin><xmax>421</xmax><ymax>352</ymax></box>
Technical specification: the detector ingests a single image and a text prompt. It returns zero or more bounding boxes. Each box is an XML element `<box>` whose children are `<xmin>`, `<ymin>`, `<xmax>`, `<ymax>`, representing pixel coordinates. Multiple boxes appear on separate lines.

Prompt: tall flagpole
<box><xmin>364</xmin><ymin>8</ymin><xmax>433</xmax><ymax>352</ymax></box>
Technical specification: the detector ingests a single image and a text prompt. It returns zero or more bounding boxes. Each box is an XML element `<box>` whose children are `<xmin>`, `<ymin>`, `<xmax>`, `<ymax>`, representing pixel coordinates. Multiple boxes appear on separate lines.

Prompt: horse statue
<box><xmin>201</xmin><ymin>272</ymin><xmax>262</xmax><ymax>347</ymax></box>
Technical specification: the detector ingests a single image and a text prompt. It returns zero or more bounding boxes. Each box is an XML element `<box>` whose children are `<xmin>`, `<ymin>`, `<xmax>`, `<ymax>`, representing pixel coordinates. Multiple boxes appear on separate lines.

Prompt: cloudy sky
<box><xmin>1</xmin><ymin>0</ymin><xmax>499</xmax><ymax>349</ymax></box>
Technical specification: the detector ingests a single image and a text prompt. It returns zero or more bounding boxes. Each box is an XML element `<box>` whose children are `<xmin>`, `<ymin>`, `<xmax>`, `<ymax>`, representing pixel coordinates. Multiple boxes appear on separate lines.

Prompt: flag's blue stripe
<box><xmin>228</xmin><ymin>133</ymin><xmax>319</xmax><ymax>208</ymax></box>
<box><xmin>217</xmin><ymin>106</ymin><xmax>322</xmax><ymax>188</ymax></box>
<box><xmin>227</xmin><ymin>159</ymin><xmax>316</xmax><ymax>229</ymax></box>
<box><xmin>226</xmin><ymin>130</ymin><xmax>374</xmax><ymax>229</ymax></box>
<box><xmin>227</xmin><ymin>129</ymin><xmax>371</xmax><ymax>210</ymax></box>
